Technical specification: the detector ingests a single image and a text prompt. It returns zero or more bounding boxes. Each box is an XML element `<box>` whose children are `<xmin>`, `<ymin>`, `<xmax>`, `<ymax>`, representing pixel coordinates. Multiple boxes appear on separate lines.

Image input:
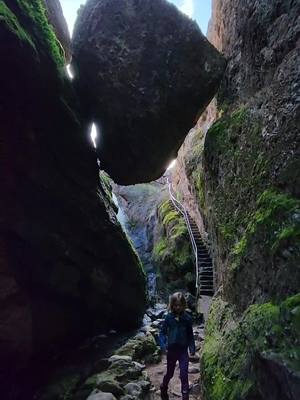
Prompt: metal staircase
<box><xmin>167</xmin><ymin>178</ymin><xmax>214</xmax><ymax>297</ymax></box>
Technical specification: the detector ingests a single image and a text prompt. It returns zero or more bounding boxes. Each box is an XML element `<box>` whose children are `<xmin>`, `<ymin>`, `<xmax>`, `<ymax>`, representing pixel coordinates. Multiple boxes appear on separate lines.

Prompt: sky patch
<box><xmin>60</xmin><ymin>0</ymin><xmax>212</xmax><ymax>36</ymax></box>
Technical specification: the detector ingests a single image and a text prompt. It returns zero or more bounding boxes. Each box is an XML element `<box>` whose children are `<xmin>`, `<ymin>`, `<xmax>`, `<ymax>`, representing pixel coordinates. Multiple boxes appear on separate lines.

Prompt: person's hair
<box><xmin>168</xmin><ymin>292</ymin><xmax>187</xmax><ymax>312</ymax></box>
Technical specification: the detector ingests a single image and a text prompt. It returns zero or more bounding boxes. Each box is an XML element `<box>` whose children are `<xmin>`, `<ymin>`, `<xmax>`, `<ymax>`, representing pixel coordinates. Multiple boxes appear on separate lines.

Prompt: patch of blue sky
<box><xmin>60</xmin><ymin>0</ymin><xmax>212</xmax><ymax>36</ymax></box>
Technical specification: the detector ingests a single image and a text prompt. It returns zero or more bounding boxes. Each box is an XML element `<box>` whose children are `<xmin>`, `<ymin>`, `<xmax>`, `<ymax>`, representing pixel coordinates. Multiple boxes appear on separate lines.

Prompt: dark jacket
<box><xmin>159</xmin><ymin>311</ymin><xmax>196</xmax><ymax>354</ymax></box>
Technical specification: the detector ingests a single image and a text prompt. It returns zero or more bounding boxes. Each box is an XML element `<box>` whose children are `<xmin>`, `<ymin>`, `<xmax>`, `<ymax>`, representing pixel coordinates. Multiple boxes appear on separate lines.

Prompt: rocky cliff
<box><xmin>171</xmin><ymin>0</ymin><xmax>300</xmax><ymax>398</ymax></box>
<box><xmin>72</xmin><ymin>0</ymin><xmax>225</xmax><ymax>184</ymax></box>
<box><xmin>44</xmin><ymin>0</ymin><xmax>71</xmax><ymax>62</ymax></box>
<box><xmin>0</xmin><ymin>1</ymin><xmax>146</xmax><ymax>397</ymax></box>
<box><xmin>113</xmin><ymin>178</ymin><xmax>195</xmax><ymax>301</ymax></box>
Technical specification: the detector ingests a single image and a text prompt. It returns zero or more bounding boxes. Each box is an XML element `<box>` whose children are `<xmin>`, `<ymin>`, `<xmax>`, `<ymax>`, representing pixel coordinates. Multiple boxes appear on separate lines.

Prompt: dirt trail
<box><xmin>146</xmin><ymin>325</ymin><xmax>204</xmax><ymax>400</ymax></box>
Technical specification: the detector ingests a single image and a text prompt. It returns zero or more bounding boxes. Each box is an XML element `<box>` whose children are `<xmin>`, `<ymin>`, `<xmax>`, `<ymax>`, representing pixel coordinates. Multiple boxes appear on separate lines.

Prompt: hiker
<box><xmin>159</xmin><ymin>292</ymin><xmax>196</xmax><ymax>400</ymax></box>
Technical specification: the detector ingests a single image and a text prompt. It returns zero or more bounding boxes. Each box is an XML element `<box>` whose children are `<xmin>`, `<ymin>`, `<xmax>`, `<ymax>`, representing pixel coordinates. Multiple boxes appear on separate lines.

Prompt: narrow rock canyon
<box><xmin>0</xmin><ymin>0</ymin><xmax>299</xmax><ymax>399</ymax></box>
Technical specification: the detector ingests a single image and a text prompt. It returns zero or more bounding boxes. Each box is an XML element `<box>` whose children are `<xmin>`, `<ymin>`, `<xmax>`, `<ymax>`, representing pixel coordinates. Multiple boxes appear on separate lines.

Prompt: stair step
<box><xmin>200</xmin><ymin>282</ymin><xmax>214</xmax><ymax>286</ymax></box>
<box><xmin>200</xmin><ymin>276</ymin><xmax>213</xmax><ymax>280</ymax></box>
<box><xmin>199</xmin><ymin>290</ymin><xmax>214</xmax><ymax>296</ymax></box>
<box><xmin>199</xmin><ymin>280</ymin><xmax>213</xmax><ymax>285</ymax></box>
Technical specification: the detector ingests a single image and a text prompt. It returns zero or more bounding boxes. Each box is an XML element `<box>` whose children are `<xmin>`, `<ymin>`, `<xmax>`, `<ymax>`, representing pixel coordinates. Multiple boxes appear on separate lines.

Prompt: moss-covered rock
<box><xmin>152</xmin><ymin>200</ymin><xmax>195</xmax><ymax>296</ymax></box>
<box><xmin>183</xmin><ymin>106</ymin><xmax>300</xmax><ymax>310</ymax></box>
<box><xmin>201</xmin><ymin>294</ymin><xmax>300</xmax><ymax>400</ymax></box>
<box><xmin>78</xmin><ymin>336</ymin><xmax>155</xmax><ymax>399</ymax></box>
<box><xmin>114</xmin><ymin>334</ymin><xmax>161</xmax><ymax>365</ymax></box>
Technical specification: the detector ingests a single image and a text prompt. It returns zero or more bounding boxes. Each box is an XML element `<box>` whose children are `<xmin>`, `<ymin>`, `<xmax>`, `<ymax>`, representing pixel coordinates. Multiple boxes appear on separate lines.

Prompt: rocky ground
<box><xmin>145</xmin><ymin>303</ymin><xmax>203</xmax><ymax>400</ymax></box>
<box><xmin>146</xmin><ymin>354</ymin><xmax>202</xmax><ymax>400</ymax></box>
<box><xmin>82</xmin><ymin>301</ymin><xmax>204</xmax><ymax>400</ymax></box>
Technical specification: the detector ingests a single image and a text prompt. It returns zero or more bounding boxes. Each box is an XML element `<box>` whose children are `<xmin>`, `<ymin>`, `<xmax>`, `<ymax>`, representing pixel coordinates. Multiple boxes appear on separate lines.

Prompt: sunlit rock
<box><xmin>44</xmin><ymin>0</ymin><xmax>71</xmax><ymax>62</ymax></box>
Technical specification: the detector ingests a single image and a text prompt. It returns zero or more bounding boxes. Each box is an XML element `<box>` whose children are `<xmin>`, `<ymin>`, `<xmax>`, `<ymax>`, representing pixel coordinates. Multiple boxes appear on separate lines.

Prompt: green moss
<box><xmin>0</xmin><ymin>1</ymin><xmax>36</xmax><ymax>49</ymax></box>
<box><xmin>153</xmin><ymin>237</ymin><xmax>168</xmax><ymax>259</ymax></box>
<box><xmin>153</xmin><ymin>200</ymin><xmax>194</xmax><ymax>294</ymax></box>
<box><xmin>202</xmin><ymin>294</ymin><xmax>300</xmax><ymax>399</ymax></box>
<box><xmin>115</xmin><ymin>334</ymin><xmax>160</xmax><ymax>364</ymax></box>
<box><xmin>169</xmin><ymin>220</ymin><xmax>188</xmax><ymax>240</ymax></box>
<box><xmin>192</xmin><ymin>169</ymin><xmax>205</xmax><ymax>208</ymax></box>
<box><xmin>231</xmin><ymin>189</ymin><xmax>300</xmax><ymax>269</ymax></box>
<box><xmin>200</xmin><ymin>107</ymin><xmax>267</xmax><ymax>247</ymax></box>
<box><xmin>162</xmin><ymin>210</ymin><xmax>180</xmax><ymax>225</ymax></box>
<box><xmin>15</xmin><ymin>0</ymin><xmax>64</xmax><ymax>66</ymax></box>
<box><xmin>99</xmin><ymin>170</ymin><xmax>113</xmax><ymax>200</ymax></box>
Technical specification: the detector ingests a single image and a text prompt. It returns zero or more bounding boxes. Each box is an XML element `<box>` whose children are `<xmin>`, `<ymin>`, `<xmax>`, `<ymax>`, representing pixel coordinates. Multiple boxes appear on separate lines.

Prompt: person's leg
<box><xmin>178</xmin><ymin>350</ymin><xmax>189</xmax><ymax>400</ymax></box>
<box><xmin>161</xmin><ymin>349</ymin><xmax>177</xmax><ymax>396</ymax></box>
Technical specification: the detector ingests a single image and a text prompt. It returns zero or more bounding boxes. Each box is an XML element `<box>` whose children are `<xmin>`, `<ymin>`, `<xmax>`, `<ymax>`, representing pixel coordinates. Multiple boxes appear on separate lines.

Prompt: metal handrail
<box><xmin>167</xmin><ymin>178</ymin><xmax>199</xmax><ymax>291</ymax></box>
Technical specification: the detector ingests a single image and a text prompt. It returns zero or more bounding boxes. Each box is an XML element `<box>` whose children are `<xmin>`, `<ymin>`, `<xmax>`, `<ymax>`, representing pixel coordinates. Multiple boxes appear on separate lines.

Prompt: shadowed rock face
<box><xmin>72</xmin><ymin>0</ymin><xmax>226</xmax><ymax>184</ymax></box>
<box><xmin>0</xmin><ymin>1</ymin><xmax>146</xmax><ymax>396</ymax></box>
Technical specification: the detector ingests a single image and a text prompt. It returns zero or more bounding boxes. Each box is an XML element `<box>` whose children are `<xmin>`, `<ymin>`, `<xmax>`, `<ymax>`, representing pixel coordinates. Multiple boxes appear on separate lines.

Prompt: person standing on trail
<box><xmin>159</xmin><ymin>292</ymin><xmax>196</xmax><ymax>400</ymax></box>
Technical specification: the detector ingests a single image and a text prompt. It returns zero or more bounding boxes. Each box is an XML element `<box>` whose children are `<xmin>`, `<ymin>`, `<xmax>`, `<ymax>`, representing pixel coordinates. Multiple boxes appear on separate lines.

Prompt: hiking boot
<box><xmin>160</xmin><ymin>384</ymin><xmax>169</xmax><ymax>400</ymax></box>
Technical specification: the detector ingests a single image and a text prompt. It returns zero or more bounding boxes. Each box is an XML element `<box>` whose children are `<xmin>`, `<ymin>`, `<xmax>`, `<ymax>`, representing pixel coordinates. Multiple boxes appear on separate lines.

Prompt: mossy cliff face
<box><xmin>201</xmin><ymin>294</ymin><xmax>300</xmax><ymax>400</ymax></box>
<box><xmin>152</xmin><ymin>200</ymin><xmax>195</xmax><ymax>296</ymax></box>
<box><xmin>0</xmin><ymin>1</ymin><xmax>146</xmax><ymax>396</ymax></box>
<box><xmin>112</xmin><ymin>181</ymin><xmax>168</xmax><ymax>275</ymax></box>
<box><xmin>172</xmin><ymin>0</ymin><xmax>300</xmax><ymax>397</ymax></box>
<box><xmin>202</xmin><ymin>108</ymin><xmax>300</xmax><ymax>308</ymax></box>
<box><xmin>43</xmin><ymin>0</ymin><xmax>71</xmax><ymax>62</ymax></box>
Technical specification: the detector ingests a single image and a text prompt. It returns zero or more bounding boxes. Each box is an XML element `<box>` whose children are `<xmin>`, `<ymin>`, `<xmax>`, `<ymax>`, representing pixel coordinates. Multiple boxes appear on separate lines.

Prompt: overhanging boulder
<box><xmin>72</xmin><ymin>0</ymin><xmax>226</xmax><ymax>184</ymax></box>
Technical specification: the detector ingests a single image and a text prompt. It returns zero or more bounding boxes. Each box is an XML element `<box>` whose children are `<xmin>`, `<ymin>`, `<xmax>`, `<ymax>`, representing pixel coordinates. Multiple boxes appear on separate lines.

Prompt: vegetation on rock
<box><xmin>201</xmin><ymin>294</ymin><xmax>300</xmax><ymax>400</ymax></box>
<box><xmin>16</xmin><ymin>0</ymin><xmax>64</xmax><ymax>66</ymax></box>
<box><xmin>0</xmin><ymin>1</ymin><xmax>36</xmax><ymax>49</ymax></box>
<box><xmin>152</xmin><ymin>200</ymin><xmax>195</xmax><ymax>295</ymax></box>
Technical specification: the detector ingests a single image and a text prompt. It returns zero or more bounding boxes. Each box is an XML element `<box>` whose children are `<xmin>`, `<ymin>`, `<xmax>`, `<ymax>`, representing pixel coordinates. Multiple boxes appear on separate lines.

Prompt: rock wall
<box><xmin>44</xmin><ymin>0</ymin><xmax>71</xmax><ymax>62</ymax></box>
<box><xmin>172</xmin><ymin>0</ymin><xmax>300</xmax><ymax>398</ymax></box>
<box><xmin>0</xmin><ymin>1</ymin><xmax>146</xmax><ymax>397</ymax></box>
<box><xmin>113</xmin><ymin>178</ymin><xmax>195</xmax><ymax>301</ymax></box>
<box><xmin>152</xmin><ymin>198</ymin><xmax>195</xmax><ymax>298</ymax></box>
<box><xmin>112</xmin><ymin>181</ymin><xmax>167</xmax><ymax>275</ymax></box>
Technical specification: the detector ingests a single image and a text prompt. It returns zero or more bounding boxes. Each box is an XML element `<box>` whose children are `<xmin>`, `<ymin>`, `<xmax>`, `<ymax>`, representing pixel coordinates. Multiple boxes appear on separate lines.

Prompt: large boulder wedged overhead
<box><xmin>72</xmin><ymin>0</ymin><xmax>226</xmax><ymax>184</ymax></box>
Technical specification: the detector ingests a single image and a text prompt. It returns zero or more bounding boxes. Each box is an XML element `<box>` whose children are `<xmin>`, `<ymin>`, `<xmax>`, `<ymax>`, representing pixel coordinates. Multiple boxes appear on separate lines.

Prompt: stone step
<box><xmin>197</xmin><ymin>253</ymin><xmax>209</xmax><ymax>258</ymax></box>
<box><xmin>199</xmin><ymin>275</ymin><xmax>213</xmax><ymax>280</ymax></box>
<box><xmin>199</xmin><ymin>282</ymin><xmax>214</xmax><ymax>287</ymax></box>
<box><xmin>197</xmin><ymin>247</ymin><xmax>207</xmax><ymax>252</ymax></box>
<box><xmin>199</xmin><ymin>270</ymin><xmax>213</xmax><ymax>275</ymax></box>
<box><xmin>200</xmin><ymin>287</ymin><xmax>214</xmax><ymax>292</ymax></box>
<box><xmin>199</xmin><ymin>262</ymin><xmax>212</xmax><ymax>267</ymax></box>
<box><xmin>199</xmin><ymin>289</ymin><xmax>214</xmax><ymax>296</ymax></box>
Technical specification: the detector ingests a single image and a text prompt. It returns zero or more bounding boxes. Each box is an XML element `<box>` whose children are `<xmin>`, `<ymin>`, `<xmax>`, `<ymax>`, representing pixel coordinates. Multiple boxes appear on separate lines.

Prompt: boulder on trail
<box><xmin>72</xmin><ymin>0</ymin><xmax>226</xmax><ymax>184</ymax></box>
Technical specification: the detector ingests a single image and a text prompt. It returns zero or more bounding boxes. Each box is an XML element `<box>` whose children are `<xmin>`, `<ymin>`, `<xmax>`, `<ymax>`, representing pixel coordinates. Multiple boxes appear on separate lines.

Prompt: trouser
<box><xmin>162</xmin><ymin>346</ymin><xmax>189</xmax><ymax>396</ymax></box>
